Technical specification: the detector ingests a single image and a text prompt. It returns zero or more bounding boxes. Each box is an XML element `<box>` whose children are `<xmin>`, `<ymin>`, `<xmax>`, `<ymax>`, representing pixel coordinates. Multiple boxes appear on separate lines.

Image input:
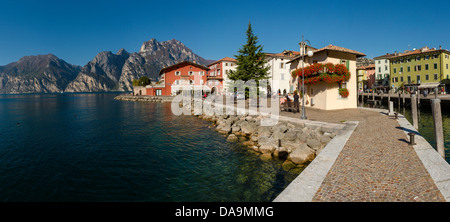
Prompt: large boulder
<box><xmin>227</xmin><ymin>134</ymin><xmax>239</xmax><ymax>142</ymax></box>
<box><xmin>259</xmin><ymin>143</ymin><xmax>276</xmax><ymax>154</ymax></box>
<box><xmin>306</xmin><ymin>138</ymin><xmax>322</xmax><ymax>151</ymax></box>
<box><xmin>289</xmin><ymin>143</ymin><xmax>315</xmax><ymax>164</ymax></box>
<box><xmin>284</xmin><ymin>130</ymin><xmax>298</xmax><ymax>142</ymax></box>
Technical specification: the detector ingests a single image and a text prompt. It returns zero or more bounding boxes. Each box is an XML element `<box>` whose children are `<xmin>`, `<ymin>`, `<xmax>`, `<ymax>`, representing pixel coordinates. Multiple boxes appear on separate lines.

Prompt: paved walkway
<box><xmin>279</xmin><ymin>107</ymin><xmax>446</xmax><ymax>202</ymax></box>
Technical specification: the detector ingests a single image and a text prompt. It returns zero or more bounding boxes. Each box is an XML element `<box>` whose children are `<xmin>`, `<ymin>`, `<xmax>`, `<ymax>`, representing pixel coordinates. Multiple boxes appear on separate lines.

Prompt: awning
<box><xmin>418</xmin><ymin>82</ymin><xmax>441</xmax><ymax>89</ymax></box>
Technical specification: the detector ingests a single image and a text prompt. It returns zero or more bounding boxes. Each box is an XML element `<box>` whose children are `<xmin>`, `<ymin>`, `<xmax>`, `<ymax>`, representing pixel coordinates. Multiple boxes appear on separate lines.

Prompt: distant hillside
<box><xmin>0</xmin><ymin>38</ymin><xmax>213</xmax><ymax>93</ymax></box>
<box><xmin>356</xmin><ymin>57</ymin><xmax>375</xmax><ymax>67</ymax></box>
<box><xmin>0</xmin><ymin>54</ymin><xmax>81</xmax><ymax>94</ymax></box>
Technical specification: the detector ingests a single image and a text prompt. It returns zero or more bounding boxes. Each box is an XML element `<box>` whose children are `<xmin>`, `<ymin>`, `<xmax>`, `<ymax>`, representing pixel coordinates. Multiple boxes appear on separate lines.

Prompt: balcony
<box><xmin>207</xmin><ymin>75</ymin><xmax>223</xmax><ymax>80</ymax></box>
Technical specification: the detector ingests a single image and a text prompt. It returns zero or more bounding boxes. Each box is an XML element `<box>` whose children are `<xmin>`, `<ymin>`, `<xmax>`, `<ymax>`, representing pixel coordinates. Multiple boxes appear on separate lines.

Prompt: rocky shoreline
<box><xmin>114</xmin><ymin>94</ymin><xmax>174</xmax><ymax>103</ymax></box>
<box><xmin>197</xmin><ymin>112</ymin><xmax>339</xmax><ymax>168</ymax></box>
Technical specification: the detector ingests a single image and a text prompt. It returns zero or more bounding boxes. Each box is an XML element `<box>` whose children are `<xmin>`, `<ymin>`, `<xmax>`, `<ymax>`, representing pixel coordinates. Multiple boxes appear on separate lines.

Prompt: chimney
<box><xmin>440</xmin><ymin>45</ymin><xmax>442</xmax><ymax>50</ymax></box>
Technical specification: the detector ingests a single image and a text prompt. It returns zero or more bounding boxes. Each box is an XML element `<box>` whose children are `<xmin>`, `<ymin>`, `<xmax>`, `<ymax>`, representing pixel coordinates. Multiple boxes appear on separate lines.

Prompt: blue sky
<box><xmin>0</xmin><ymin>0</ymin><xmax>449</xmax><ymax>66</ymax></box>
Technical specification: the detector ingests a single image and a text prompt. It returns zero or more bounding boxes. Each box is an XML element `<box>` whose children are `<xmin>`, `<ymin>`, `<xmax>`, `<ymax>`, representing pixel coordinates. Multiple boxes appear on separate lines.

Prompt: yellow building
<box><xmin>389</xmin><ymin>46</ymin><xmax>450</xmax><ymax>93</ymax></box>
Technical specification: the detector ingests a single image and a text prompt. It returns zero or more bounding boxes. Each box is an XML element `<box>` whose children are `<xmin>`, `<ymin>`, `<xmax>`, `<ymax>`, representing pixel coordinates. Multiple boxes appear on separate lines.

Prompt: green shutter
<box><xmin>346</xmin><ymin>60</ymin><xmax>349</xmax><ymax>70</ymax></box>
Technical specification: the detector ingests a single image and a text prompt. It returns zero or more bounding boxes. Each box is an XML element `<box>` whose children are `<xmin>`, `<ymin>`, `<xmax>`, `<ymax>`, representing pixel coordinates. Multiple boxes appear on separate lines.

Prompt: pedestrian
<box><xmin>293</xmin><ymin>91</ymin><xmax>300</xmax><ymax>113</ymax></box>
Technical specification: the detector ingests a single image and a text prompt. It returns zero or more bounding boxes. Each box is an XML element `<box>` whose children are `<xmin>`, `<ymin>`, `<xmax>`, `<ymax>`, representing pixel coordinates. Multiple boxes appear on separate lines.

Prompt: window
<box><xmin>425</xmin><ymin>74</ymin><xmax>429</xmax><ymax>80</ymax></box>
<box><xmin>416</xmin><ymin>56</ymin><xmax>421</xmax><ymax>61</ymax></box>
<box><xmin>280</xmin><ymin>63</ymin><xmax>284</xmax><ymax>69</ymax></box>
<box><xmin>433</xmin><ymin>54</ymin><xmax>439</xmax><ymax>59</ymax></box>
<box><xmin>400</xmin><ymin>76</ymin><xmax>404</xmax><ymax>82</ymax></box>
<box><xmin>393</xmin><ymin>68</ymin><xmax>397</xmax><ymax>73</ymax></box>
<box><xmin>175</xmin><ymin>80</ymin><xmax>180</xmax><ymax>85</ymax></box>
<box><xmin>434</xmin><ymin>74</ymin><xmax>438</xmax><ymax>80</ymax></box>
<box><xmin>407</xmin><ymin>76</ymin><xmax>411</xmax><ymax>83</ymax></box>
<box><xmin>407</xmin><ymin>66</ymin><xmax>411</xmax><ymax>72</ymax></box>
<box><xmin>225</xmin><ymin>63</ymin><xmax>228</xmax><ymax>66</ymax></box>
<box><xmin>417</xmin><ymin>75</ymin><xmax>421</xmax><ymax>83</ymax></box>
<box><xmin>385</xmin><ymin>65</ymin><xmax>388</xmax><ymax>71</ymax></box>
<box><xmin>378</xmin><ymin>60</ymin><xmax>381</xmax><ymax>64</ymax></box>
<box><xmin>434</xmin><ymin>63</ymin><xmax>438</xmax><ymax>69</ymax></box>
<box><xmin>400</xmin><ymin>67</ymin><xmax>403</xmax><ymax>73</ymax></box>
<box><xmin>425</xmin><ymin>64</ymin><xmax>429</xmax><ymax>70</ymax></box>
<box><xmin>189</xmin><ymin>80</ymin><xmax>194</xmax><ymax>85</ymax></box>
<box><xmin>407</xmin><ymin>58</ymin><xmax>411</xmax><ymax>62</ymax></box>
<box><xmin>415</xmin><ymin>65</ymin><xmax>421</xmax><ymax>71</ymax></box>
<box><xmin>175</xmin><ymin>71</ymin><xmax>181</xmax><ymax>76</ymax></box>
<box><xmin>189</xmin><ymin>71</ymin><xmax>194</xmax><ymax>75</ymax></box>
<box><xmin>199</xmin><ymin>71</ymin><xmax>204</xmax><ymax>76</ymax></box>
<box><xmin>425</xmin><ymin>55</ymin><xmax>429</xmax><ymax>60</ymax></box>
<box><xmin>447</xmin><ymin>64</ymin><xmax>449</xmax><ymax>69</ymax></box>
<box><xmin>378</xmin><ymin>67</ymin><xmax>381</xmax><ymax>72</ymax></box>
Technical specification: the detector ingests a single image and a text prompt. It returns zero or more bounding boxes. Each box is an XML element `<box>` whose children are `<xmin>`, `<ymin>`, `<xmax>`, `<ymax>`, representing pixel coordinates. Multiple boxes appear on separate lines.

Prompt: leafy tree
<box><xmin>132</xmin><ymin>76</ymin><xmax>151</xmax><ymax>86</ymax></box>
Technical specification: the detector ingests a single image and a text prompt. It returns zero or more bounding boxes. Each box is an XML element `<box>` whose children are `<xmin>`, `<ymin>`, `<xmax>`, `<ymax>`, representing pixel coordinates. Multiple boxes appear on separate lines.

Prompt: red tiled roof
<box><xmin>207</xmin><ymin>57</ymin><xmax>237</xmax><ymax>66</ymax></box>
<box><xmin>314</xmin><ymin>44</ymin><xmax>366</xmax><ymax>57</ymax></box>
<box><xmin>159</xmin><ymin>61</ymin><xmax>209</xmax><ymax>75</ymax></box>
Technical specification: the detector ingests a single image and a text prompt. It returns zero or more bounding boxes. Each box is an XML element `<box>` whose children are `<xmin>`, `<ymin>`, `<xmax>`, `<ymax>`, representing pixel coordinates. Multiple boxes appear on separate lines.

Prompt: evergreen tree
<box><xmin>228</xmin><ymin>22</ymin><xmax>270</xmax><ymax>82</ymax></box>
<box><xmin>228</xmin><ymin>22</ymin><xmax>270</xmax><ymax>98</ymax></box>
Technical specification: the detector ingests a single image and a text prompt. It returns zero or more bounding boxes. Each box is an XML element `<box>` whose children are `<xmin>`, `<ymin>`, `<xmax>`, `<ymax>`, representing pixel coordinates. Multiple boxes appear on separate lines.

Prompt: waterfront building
<box><xmin>207</xmin><ymin>57</ymin><xmax>237</xmax><ymax>94</ymax></box>
<box><xmin>264</xmin><ymin>50</ymin><xmax>300</xmax><ymax>95</ymax></box>
<box><xmin>389</xmin><ymin>46</ymin><xmax>450</xmax><ymax>93</ymax></box>
<box><xmin>147</xmin><ymin>61</ymin><xmax>209</xmax><ymax>96</ymax></box>
<box><xmin>373</xmin><ymin>53</ymin><xmax>396</xmax><ymax>92</ymax></box>
<box><xmin>288</xmin><ymin>44</ymin><xmax>366</xmax><ymax>110</ymax></box>
<box><xmin>356</xmin><ymin>64</ymin><xmax>375</xmax><ymax>92</ymax></box>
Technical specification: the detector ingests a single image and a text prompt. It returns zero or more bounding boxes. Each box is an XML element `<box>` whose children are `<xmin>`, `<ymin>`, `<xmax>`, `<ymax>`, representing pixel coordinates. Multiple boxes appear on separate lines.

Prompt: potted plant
<box><xmin>339</xmin><ymin>88</ymin><xmax>349</xmax><ymax>98</ymax></box>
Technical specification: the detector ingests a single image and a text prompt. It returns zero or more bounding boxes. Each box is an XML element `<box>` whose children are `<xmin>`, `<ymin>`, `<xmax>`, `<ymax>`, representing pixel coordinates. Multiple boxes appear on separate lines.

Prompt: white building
<box><xmin>265</xmin><ymin>50</ymin><xmax>300</xmax><ymax>95</ymax></box>
<box><xmin>373</xmin><ymin>53</ymin><xmax>396</xmax><ymax>91</ymax></box>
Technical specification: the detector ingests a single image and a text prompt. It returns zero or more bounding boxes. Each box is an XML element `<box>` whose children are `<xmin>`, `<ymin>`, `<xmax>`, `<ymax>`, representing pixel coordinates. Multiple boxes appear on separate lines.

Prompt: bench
<box><xmin>280</xmin><ymin>100</ymin><xmax>299</xmax><ymax>113</ymax></box>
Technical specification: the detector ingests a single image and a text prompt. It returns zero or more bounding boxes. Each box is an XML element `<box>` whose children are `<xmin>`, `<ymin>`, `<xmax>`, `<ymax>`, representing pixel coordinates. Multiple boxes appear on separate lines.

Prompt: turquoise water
<box><xmin>0</xmin><ymin>93</ymin><xmax>301</xmax><ymax>202</ymax></box>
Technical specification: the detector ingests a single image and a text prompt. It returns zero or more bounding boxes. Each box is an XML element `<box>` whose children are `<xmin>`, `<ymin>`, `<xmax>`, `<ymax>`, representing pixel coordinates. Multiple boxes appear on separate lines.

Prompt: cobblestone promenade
<box><xmin>281</xmin><ymin>107</ymin><xmax>446</xmax><ymax>202</ymax></box>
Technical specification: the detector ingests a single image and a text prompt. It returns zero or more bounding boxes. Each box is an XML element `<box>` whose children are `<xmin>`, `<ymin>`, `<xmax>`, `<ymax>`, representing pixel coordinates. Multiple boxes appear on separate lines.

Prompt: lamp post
<box><xmin>300</xmin><ymin>35</ymin><xmax>313</xmax><ymax>120</ymax></box>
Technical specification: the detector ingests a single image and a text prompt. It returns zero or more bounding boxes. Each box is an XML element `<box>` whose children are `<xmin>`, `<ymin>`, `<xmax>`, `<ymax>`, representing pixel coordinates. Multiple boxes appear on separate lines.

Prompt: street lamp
<box><xmin>300</xmin><ymin>35</ymin><xmax>313</xmax><ymax>120</ymax></box>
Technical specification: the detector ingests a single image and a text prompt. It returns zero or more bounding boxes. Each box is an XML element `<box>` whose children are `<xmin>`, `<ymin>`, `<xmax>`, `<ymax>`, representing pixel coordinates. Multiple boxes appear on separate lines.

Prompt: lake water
<box><xmin>0</xmin><ymin>93</ymin><xmax>301</xmax><ymax>202</ymax></box>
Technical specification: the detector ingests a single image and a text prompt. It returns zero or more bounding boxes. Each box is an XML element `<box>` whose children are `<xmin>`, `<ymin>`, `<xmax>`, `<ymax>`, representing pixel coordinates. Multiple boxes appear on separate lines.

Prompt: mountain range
<box><xmin>0</xmin><ymin>39</ymin><xmax>214</xmax><ymax>94</ymax></box>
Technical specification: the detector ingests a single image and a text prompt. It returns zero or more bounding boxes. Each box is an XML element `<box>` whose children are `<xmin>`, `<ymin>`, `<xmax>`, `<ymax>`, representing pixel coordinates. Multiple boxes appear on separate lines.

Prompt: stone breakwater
<box><xmin>197</xmin><ymin>112</ymin><xmax>342</xmax><ymax>167</ymax></box>
<box><xmin>114</xmin><ymin>94</ymin><xmax>174</xmax><ymax>103</ymax></box>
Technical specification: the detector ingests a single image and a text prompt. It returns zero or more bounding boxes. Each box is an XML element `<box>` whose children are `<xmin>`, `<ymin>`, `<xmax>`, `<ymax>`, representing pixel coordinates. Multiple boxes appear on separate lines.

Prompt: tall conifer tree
<box><xmin>228</xmin><ymin>22</ymin><xmax>270</xmax><ymax>82</ymax></box>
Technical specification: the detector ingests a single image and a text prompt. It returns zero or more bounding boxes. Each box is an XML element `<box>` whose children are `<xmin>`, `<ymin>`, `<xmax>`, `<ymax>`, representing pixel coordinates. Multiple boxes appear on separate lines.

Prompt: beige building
<box><xmin>288</xmin><ymin>44</ymin><xmax>366</xmax><ymax>110</ymax></box>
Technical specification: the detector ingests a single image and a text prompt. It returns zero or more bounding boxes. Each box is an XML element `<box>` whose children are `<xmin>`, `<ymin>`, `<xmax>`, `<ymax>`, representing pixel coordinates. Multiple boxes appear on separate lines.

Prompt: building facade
<box><xmin>356</xmin><ymin>64</ymin><xmax>376</xmax><ymax>92</ymax></box>
<box><xmin>155</xmin><ymin>61</ymin><xmax>209</xmax><ymax>96</ymax></box>
<box><xmin>207</xmin><ymin>57</ymin><xmax>237</xmax><ymax>94</ymax></box>
<box><xmin>373</xmin><ymin>53</ymin><xmax>396</xmax><ymax>91</ymax></box>
<box><xmin>288</xmin><ymin>44</ymin><xmax>365</xmax><ymax>110</ymax></box>
<box><xmin>265</xmin><ymin>50</ymin><xmax>300</xmax><ymax>95</ymax></box>
<box><xmin>389</xmin><ymin>46</ymin><xmax>450</xmax><ymax>93</ymax></box>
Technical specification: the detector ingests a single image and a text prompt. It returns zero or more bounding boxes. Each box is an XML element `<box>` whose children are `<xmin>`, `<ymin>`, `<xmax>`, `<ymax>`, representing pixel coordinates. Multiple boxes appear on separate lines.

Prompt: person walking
<box><xmin>293</xmin><ymin>91</ymin><xmax>300</xmax><ymax>113</ymax></box>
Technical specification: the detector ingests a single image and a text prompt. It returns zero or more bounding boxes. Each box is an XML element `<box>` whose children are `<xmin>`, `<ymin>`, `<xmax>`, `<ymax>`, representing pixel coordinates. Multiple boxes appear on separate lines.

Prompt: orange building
<box><xmin>147</xmin><ymin>61</ymin><xmax>209</xmax><ymax>96</ymax></box>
